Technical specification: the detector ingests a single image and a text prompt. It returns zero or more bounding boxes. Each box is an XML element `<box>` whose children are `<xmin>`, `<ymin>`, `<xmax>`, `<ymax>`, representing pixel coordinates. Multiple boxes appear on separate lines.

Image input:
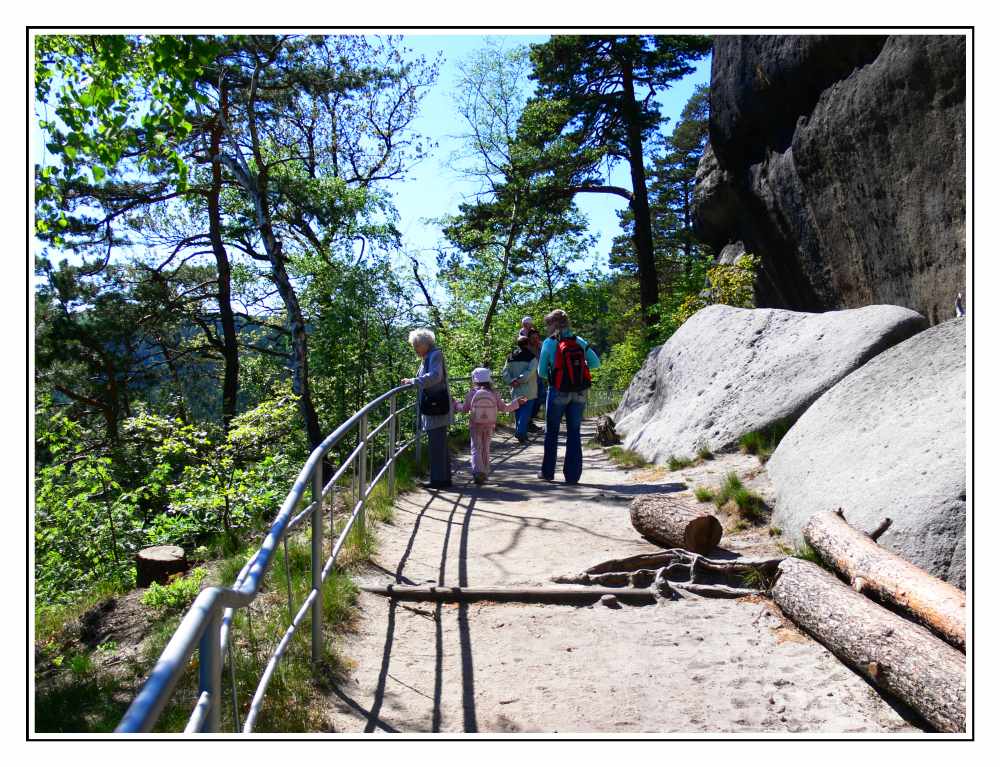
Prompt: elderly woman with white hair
<box><xmin>401</xmin><ymin>328</ymin><xmax>453</xmax><ymax>489</ymax></box>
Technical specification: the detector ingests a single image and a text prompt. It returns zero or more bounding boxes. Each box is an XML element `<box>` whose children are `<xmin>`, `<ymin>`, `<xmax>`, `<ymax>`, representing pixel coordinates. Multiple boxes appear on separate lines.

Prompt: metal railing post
<box><xmin>414</xmin><ymin>394</ymin><xmax>422</xmax><ymax>472</ymax></box>
<box><xmin>359</xmin><ymin>411</ymin><xmax>368</xmax><ymax>516</ymax></box>
<box><xmin>311</xmin><ymin>465</ymin><xmax>323</xmax><ymax>664</ymax></box>
<box><xmin>198</xmin><ymin>609</ymin><xmax>222</xmax><ymax>732</ymax></box>
<box><xmin>388</xmin><ymin>394</ymin><xmax>397</xmax><ymax>498</ymax></box>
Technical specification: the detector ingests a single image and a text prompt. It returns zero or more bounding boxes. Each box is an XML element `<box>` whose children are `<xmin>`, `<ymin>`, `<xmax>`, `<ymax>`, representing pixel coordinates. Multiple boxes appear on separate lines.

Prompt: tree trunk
<box><xmin>238</xmin><ymin>56</ymin><xmax>324</xmax><ymax>451</ymax></box>
<box><xmin>621</xmin><ymin>64</ymin><xmax>659</xmax><ymax>333</ymax></box>
<box><xmin>629</xmin><ymin>494</ymin><xmax>722</xmax><ymax>554</ymax></box>
<box><xmin>481</xmin><ymin>195</ymin><xmax>520</xmax><ymax>347</ymax></box>
<box><xmin>772</xmin><ymin>557</ymin><xmax>966</xmax><ymax>733</ymax></box>
<box><xmin>804</xmin><ymin>510</ymin><xmax>966</xmax><ymax>651</ymax></box>
<box><xmin>209</xmin><ymin>114</ymin><xmax>240</xmax><ymax>431</ymax></box>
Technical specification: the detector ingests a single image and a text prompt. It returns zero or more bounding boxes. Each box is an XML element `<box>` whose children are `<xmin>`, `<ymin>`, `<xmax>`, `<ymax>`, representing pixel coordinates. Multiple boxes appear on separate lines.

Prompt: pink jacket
<box><xmin>453</xmin><ymin>388</ymin><xmax>522</xmax><ymax>415</ymax></box>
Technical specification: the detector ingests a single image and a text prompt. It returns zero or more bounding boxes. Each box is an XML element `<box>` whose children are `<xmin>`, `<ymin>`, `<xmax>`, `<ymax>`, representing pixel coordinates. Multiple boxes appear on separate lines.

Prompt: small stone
<box><xmin>600</xmin><ymin>594</ymin><xmax>621</xmax><ymax>609</ymax></box>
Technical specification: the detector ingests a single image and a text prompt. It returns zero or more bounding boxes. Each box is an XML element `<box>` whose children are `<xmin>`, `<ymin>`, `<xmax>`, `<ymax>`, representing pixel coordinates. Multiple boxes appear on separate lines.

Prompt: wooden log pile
<box><xmin>804</xmin><ymin>510</ymin><xmax>966</xmax><ymax>650</ymax></box>
<box><xmin>772</xmin><ymin>557</ymin><xmax>966</xmax><ymax>733</ymax></box>
<box><xmin>772</xmin><ymin>511</ymin><xmax>967</xmax><ymax>733</ymax></box>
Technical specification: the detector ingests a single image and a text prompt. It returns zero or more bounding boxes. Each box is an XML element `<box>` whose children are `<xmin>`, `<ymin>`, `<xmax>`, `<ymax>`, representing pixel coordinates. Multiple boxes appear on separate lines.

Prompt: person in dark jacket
<box><xmin>401</xmin><ymin>328</ymin><xmax>453</xmax><ymax>489</ymax></box>
<box><xmin>501</xmin><ymin>335</ymin><xmax>539</xmax><ymax>443</ymax></box>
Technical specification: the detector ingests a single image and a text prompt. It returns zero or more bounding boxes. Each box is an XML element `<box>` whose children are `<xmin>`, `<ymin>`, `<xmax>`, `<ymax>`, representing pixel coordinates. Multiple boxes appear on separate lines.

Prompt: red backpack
<box><xmin>552</xmin><ymin>336</ymin><xmax>592</xmax><ymax>393</ymax></box>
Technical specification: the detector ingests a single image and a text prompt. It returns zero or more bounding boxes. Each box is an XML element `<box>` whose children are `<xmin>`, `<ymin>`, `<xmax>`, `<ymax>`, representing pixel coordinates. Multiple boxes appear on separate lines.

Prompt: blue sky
<box><xmin>391</xmin><ymin>34</ymin><xmax>712</xmax><ymax>278</ymax></box>
<box><xmin>33</xmin><ymin>34</ymin><xmax>712</xmax><ymax>291</ymax></box>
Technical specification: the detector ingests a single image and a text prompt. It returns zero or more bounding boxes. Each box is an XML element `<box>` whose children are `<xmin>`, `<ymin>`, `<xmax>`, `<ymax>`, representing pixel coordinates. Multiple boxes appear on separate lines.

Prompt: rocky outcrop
<box><xmin>614</xmin><ymin>304</ymin><xmax>926</xmax><ymax>463</ymax></box>
<box><xmin>694</xmin><ymin>35</ymin><xmax>966</xmax><ymax>324</ymax></box>
<box><xmin>768</xmin><ymin>318</ymin><xmax>966</xmax><ymax>588</ymax></box>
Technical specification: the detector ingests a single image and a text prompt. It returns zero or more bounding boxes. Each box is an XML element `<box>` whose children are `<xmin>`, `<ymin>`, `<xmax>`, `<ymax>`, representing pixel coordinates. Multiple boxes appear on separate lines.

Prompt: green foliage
<box><xmin>141</xmin><ymin>568</ymin><xmax>207</xmax><ymax>612</ymax></box>
<box><xmin>696</xmin><ymin>444</ymin><xmax>713</xmax><ymax>461</ymax></box>
<box><xmin>35</xmin><ymin>35</ymin><xmax>222</xmax><ymax>246</ymax></box>
<box><xmin>793</xmin><ymin>542</ymin><xmax>824</xmax><ymax>566</ymax></box>
<box><xmin>668</xmin><ymin>253</ymin><xmax>761</xmax><ymax>330</ymax></box>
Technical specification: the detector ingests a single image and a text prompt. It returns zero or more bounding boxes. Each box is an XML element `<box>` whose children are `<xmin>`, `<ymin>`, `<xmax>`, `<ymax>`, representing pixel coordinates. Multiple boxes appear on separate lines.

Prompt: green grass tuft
<box><xmin>696</xmin><ymin>443</ymin><xmax>714</xmax><ymax>461</ymax></box>
<box><xmin>793</xmin><ymin>542</ymin><xmax>824</xmax><ymax>566</ymax></box>
<box><xmin>712</xmin><ymin>471</ymin><xmax>768</xmax><ymax>525</ymax></box>
<box><xmin>694</xmin><ymin>486</ymin><xmax>714</xmax><ymax>503</ymax></box>
<box><xmin>737</xmin><ymin>418</ymin><xmax>794</xmax><ymax>463</ymax></box>
<box><xmin>667</xmin><ymin>455</ymin><xmax>694</xmax><ymax>471</ymax></box>
<box><xmin>606</xmin><ymin>446</ymin><xmax>650</xmax><ymax>469</ymax></box>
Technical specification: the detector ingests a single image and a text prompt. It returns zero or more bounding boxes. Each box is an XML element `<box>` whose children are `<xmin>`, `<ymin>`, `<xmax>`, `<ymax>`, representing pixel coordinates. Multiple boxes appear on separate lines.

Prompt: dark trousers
<box><xmin>426</xmin><ymin>426</ymin><xmax>452</xmax><ymax>484</ymax></box>
<box><xmin>515</xmin><ymin>399</ymin><xmax>535</xmax><ymax>438</ymax></box>
<box><xmin>531</xmin><ymin>379</ymin><xmax>547</xmax><ymax>420</ymax></box>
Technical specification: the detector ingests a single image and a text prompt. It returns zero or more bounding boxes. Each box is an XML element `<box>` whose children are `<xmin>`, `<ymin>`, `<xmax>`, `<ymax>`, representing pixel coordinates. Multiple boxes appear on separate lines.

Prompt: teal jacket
<box><xmin>537</xmin><ymin>330</ymin><xmax>601</xmax><ymax>385</ymax></box>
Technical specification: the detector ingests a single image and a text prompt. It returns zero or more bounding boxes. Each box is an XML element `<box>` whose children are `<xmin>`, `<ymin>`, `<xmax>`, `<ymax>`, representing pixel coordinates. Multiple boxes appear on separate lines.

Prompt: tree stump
<box><xmin>772</xmin><ymin>557</ymin><xmax>966</xmax><ymax>733</ymax></box>
<box><xmin>136</xmin><ymin>545</ymin><xmax>188</xmax><ymax>587</ymax></box>
<box><xmin>595</xmin><ymin>415</ymin><xmax>621</xmax><ymax>446</ymax></box>
<box><xmin>629</xmin><ymin>495</ymin><xmax>722</xmax><ymax>554</ymax></box>
<box><xmin>804</xmin><ymin>511</ymin><xmax>966</xmax><ymax>651</ymax></box>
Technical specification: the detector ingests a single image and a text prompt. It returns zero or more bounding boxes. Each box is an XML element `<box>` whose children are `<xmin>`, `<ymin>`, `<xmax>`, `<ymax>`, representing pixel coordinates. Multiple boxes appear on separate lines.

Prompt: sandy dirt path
<box><xmin>322</xmin><ymin>421</ymin><xmax>920</xmax><ymax>734</ymax></box>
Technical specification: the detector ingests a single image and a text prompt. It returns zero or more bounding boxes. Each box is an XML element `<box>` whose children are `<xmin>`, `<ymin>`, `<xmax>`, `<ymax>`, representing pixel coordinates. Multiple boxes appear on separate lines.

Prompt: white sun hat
<box><xmin>471</xmin><ymin>367</ymin><xmax>492</xmax><ymax>384</ymax></box>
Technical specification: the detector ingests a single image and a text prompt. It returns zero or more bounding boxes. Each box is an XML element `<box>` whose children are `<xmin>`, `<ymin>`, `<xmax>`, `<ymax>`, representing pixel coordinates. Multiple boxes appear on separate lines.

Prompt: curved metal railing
<box><xmin>116</xmin><ymin>383</ymin><xmax>422</xmax><ymax>733</ymax></box>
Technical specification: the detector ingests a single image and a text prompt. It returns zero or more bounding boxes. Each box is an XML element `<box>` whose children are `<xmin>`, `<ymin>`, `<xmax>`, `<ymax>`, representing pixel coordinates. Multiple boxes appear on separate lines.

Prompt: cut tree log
<box><xmin>804</xmin><ymin>510</ymin><xmax>966</xmax><ymax>651</ymax></box>
<box><xmin>772</xmin><ymin>557</ymin><xmax>966</xmax><ymax>733</ymax></box>
<box><xmin>135</xmin><ymin>545</ymin><xmax>188</xmax><ymax>587</ymax></box>
<box><xmin>629</xmin><ymin>495</ymin><xmax>722</xmax><ymax>554</ymax></box>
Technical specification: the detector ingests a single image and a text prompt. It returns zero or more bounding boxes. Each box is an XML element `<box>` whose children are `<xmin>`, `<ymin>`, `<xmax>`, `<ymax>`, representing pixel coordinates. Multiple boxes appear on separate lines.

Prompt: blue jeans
<box><xmin>531</xmin><ymin>379</ymin><xmax>547</xmax><ymax>420</ymax></box>
<box><xmin>515</xmin><ymin>399</ymin><xmax>535</xmax><ymax>438</ymax></box>
<box><xmin>541</xmin><ymin>389</ymin><xmax>587</xmax><ymax>483</ymax></box>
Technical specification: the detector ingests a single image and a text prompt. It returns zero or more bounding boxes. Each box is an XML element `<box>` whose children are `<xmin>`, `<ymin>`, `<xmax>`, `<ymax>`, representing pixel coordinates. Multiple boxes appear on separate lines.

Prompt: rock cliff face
<box><xmin>694</xmin><ymin>35</ymin><xmax>966</xmax><ymax>324</ymax></box>
<box><xmin>613</xmin><ymin>304</ymin><xmax>927</xmax><ymax>463</ymax></box>
<box><xmin>768</xmin><ymin>318</ymin><xmax>966</xmax><ymax>587</ymax></box>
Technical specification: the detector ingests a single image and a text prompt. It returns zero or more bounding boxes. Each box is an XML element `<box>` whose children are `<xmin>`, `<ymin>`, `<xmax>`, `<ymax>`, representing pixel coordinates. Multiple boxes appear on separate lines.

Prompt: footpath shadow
<box><xmin>341</xmin><ymin>418</ymin><xmax>649</xmax><ymax>733</ymax></box>
<box><xmin>358</xmin><ymin>485</ymin><xmax>480</xmax><ymax>733</ymax></box>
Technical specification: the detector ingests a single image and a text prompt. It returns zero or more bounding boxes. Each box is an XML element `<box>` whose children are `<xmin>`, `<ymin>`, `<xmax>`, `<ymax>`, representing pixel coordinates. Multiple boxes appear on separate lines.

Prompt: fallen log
<box><xmin>135</xmin><ymin>545</ymin><xmax>187</xmax><ymax>587</ymax></box>
<box><xmin>804</xmin><ymin>510</ymin><xmax>966</xmax><ymax>651</ymax></box>
<box><xmin>629</xmin><ymin>495</ymin><xmax>722</xmax><ymax>554</ymax></box>
<box><xmin>772</xmin><ymin>557</ymin><xmax>966</xmax><ymax>733</ymax></box>
<box><xmin>360</xmin><ymin>583</ymin><xmax>668</xmax><ymax>605</ymax></box>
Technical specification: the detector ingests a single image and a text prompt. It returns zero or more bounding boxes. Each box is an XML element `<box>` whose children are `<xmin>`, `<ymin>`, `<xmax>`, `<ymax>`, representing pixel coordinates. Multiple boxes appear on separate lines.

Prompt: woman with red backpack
<box><xmin>535</xmin><ymin>309</ymin><xmax>601</xmax><ymax>484</ymax></box>
<box><xmin>453</xmin><ymin>368</ymin><xmax>528</xmax><ymax>485</ymax></box>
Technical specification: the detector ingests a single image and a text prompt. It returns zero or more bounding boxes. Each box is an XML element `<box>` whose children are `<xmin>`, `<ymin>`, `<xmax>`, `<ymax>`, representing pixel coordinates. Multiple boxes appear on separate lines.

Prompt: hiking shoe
<box><xmin>515</xmin><ymin>434</ymin><xmax>529</xmax><ymax>445</ymax></box>
<box><xmin>536</xmin><ymin>471</ymin><xmax>553</xmax><ymax>481</ymax></box>
<box><xmin>528</xmin><ymin>422</ymin><xmax>543</xmax><ymax>433</ymax></box>
<box><xmin>474</xmin><ymin>472</ymin><xmax>487</xmax><ymax>485</ymax></box>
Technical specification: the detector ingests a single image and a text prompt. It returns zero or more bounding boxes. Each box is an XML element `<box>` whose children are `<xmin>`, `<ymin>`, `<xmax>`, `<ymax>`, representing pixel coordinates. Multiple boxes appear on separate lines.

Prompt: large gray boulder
<box><xmin>768</xmin><ymin>318</ymin><xmax>966</xmax><ymax>587</ymax></box>
<box><xmin>693</xmin><ymin>35</ymin><xmax>966</xmax><ymax>324</ymax></box>
<box><xmin>614</xmin><ymin>304</ymin><xmax>927</xmax><ymax>463</ymax></box>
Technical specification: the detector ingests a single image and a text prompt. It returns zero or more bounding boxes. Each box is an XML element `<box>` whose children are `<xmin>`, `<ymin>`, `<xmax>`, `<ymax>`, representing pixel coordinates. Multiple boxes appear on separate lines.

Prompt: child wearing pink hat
<box><xmin>453</xmin><ymin>367</ymin><xmax>527</xmax><ymax>484</ymax></box>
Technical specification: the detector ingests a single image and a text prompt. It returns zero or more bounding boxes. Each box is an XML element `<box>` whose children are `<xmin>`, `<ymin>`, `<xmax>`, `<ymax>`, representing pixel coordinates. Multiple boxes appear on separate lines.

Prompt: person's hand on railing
<box><xmin>400</xmin><ymin>377</ymin><xmax>413</xmax><ymax>386</ymax></box>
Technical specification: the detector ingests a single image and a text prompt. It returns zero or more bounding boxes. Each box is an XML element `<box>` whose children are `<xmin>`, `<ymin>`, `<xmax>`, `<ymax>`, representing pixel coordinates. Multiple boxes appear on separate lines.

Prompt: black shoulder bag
<box><xmin>419</xmin><ymin>350</ymin><xmax>451</xmax><ymax>416</ymax></box>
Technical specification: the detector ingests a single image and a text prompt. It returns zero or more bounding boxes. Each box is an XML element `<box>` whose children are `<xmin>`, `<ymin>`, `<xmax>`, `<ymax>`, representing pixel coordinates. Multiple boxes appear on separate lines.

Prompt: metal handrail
<box><xmin>116</xmin><ymin>382</ymin><xmax>422</xmax><ymax>733</ymax></box>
